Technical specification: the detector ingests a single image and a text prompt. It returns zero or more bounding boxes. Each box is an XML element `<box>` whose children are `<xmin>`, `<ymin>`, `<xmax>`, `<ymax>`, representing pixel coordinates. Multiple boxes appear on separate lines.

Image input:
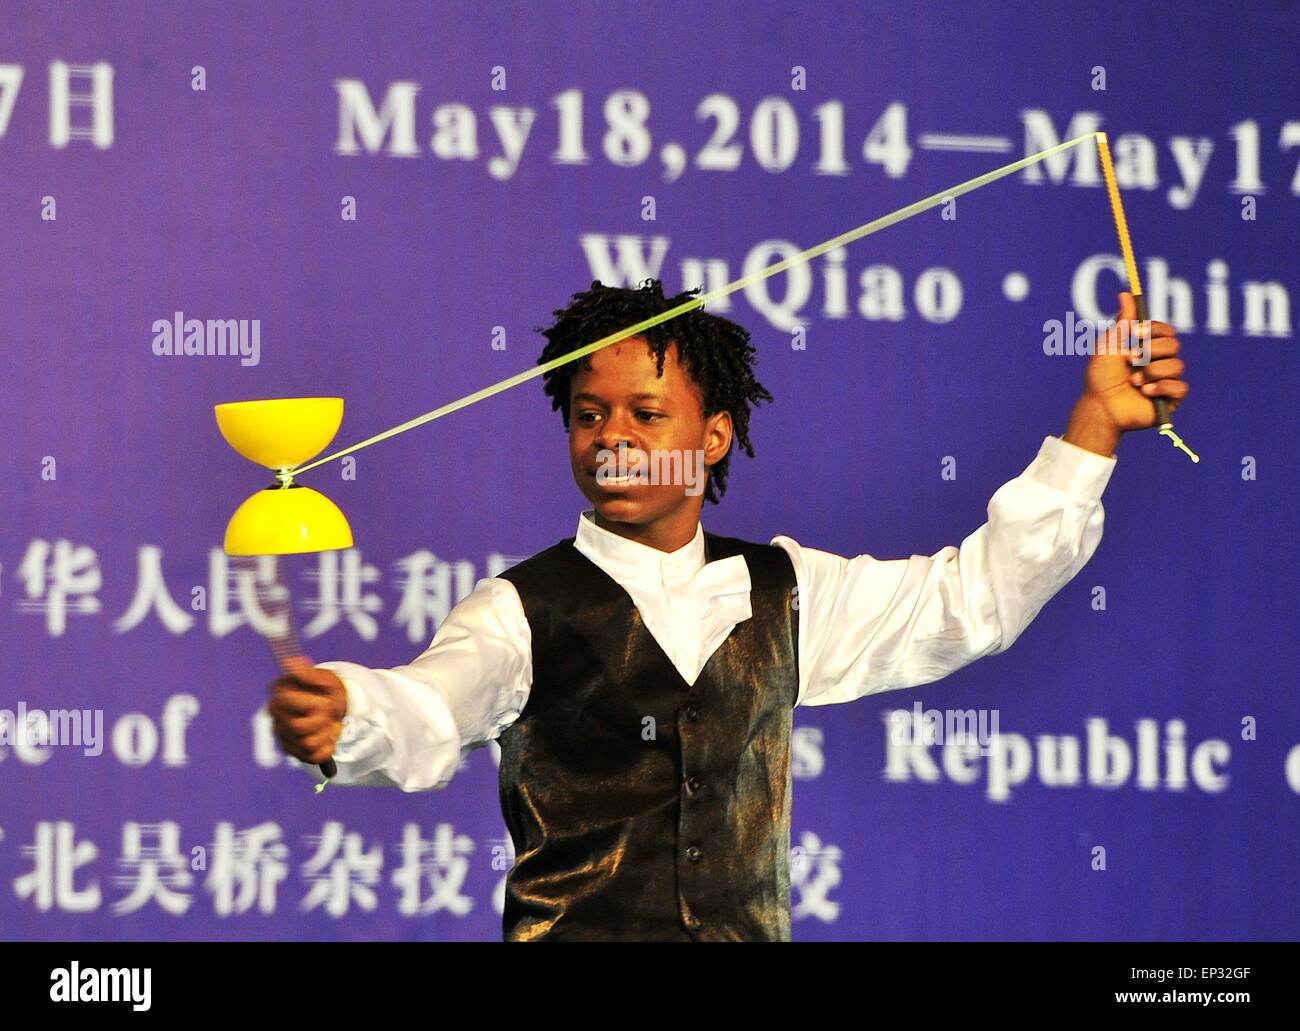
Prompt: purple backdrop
<box><xmin>2</xmin><ymin>0</ymin><xmax>1297</xmax><ymax>941</ymax></box>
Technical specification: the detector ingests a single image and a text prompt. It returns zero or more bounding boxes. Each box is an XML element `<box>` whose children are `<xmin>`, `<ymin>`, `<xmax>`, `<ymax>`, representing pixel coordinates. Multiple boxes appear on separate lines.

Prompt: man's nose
<box><xmin>595</xmin><ymin>415</ymin><xmax>640</xmax><ymax>451</ymax></box>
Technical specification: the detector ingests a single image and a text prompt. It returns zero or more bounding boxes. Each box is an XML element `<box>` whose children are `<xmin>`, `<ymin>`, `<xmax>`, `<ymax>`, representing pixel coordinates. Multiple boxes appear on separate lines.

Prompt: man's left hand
<box><xmin>1083</xmin><ymin>290</ymin><xmax>1190</xmax><ymax>432</ymax></box>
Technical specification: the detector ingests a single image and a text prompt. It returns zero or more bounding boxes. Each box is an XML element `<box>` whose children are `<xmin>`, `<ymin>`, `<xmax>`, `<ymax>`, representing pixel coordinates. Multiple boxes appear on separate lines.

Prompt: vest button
<box><xmin>686</xmin><ymin>775</ymin><xmax>702</xmax><ymax>792</ymax></box>
<box><xmin>684</xmin><ymin>705</ymin><xmax>699</xmax><ymax>721</ymax></box>
<box><xmin>685</xmin><ymin>845</ymin><xmax>702</xmax><ymax>862</ymax></box>
<box><xmin>683</xmin><ymin>913</ymin><xmax>701</xmax><ymax>930</ymax></box>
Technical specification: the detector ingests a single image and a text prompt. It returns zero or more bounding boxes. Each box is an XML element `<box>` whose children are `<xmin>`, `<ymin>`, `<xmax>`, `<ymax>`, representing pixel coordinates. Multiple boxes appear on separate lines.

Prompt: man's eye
<box><xmin>638</xmin><ymin>412</ymin><xmax>664</xmax><ymax>421</ymax></box>
<box><xmin>577</xmin><ymin>412</ymin><xmax>600</xmax><ymax>424</ymax></box>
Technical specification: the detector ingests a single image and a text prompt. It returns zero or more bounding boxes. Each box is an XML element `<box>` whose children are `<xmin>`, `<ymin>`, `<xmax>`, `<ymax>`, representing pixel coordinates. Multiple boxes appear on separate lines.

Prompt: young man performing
<box><xmin>268</xmin><ymin>279</ymin><xmax>1188</xmax><ymax>941</ymax></box>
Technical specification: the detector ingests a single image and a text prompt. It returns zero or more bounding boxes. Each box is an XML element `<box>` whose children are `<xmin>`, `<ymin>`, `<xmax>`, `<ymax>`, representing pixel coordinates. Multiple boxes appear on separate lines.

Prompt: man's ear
<box><xmin>704</xmin><ymin>410</ymin><xmax>733</xmax><ymax>465</ymax></box>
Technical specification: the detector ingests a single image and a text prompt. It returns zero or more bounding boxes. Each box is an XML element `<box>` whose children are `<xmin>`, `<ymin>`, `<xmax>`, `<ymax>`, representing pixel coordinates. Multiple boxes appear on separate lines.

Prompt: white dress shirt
<box><xmin>312</xmin><ymin>435</ymin><xmax>1116</xmax><ymax>791</ymax></box>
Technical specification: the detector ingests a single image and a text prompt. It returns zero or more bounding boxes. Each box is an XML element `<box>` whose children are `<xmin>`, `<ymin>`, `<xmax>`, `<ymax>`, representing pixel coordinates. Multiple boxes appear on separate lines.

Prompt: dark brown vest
<box><xmin>496</xmin><ymin>530</ymin><xmax>799</xmax><ymax>941</ymax></box>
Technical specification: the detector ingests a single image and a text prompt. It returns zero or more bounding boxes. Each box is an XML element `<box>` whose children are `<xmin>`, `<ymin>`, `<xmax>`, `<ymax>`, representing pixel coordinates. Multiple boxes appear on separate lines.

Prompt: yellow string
<box><xmin>288</xmin><ymin>132</ymin><xmax>1098</xmax><ymax>478</ymax></box>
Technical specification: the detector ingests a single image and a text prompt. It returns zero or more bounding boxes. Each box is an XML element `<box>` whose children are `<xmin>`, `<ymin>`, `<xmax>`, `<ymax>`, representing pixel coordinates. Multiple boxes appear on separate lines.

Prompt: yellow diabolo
<box><xmin>214</xmin><ymin>397</ymin><xmax>354</xmax><ymax>555</ymax></box>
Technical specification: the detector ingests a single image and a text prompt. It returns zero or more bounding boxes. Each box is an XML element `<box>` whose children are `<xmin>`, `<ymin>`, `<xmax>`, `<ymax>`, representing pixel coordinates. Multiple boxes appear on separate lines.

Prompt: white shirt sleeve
<box><xmin>775</xmin><ymin>435</ymin><xmax>1116</xmax><ymax>707</ymax></box>
<box><xmin>306</xmin><ymin>577</ymin><xmax>533</xmax><ymax>791</ymax></box>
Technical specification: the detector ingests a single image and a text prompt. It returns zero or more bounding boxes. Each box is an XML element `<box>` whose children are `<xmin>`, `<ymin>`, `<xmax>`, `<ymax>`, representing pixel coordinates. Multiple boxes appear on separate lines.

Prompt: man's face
<box><xmin>567</xmin><ymin>336</ymin><xmax>732</xmax><ymax>551</ymax></box>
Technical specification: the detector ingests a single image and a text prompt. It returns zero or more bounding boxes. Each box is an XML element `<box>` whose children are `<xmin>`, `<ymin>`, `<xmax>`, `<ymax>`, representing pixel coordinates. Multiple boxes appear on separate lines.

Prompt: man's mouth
<box><xmin>590</xmin><ymin>470</ymin><xmax>646</xmax><ymax>487</ymax></box>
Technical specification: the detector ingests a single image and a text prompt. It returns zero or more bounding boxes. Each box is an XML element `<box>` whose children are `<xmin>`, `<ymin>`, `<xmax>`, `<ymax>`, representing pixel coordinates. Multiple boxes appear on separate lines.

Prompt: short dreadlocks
<box><xmin>534</xmin><ymin>279</ymin><xmax>774</xmax><ymax>504</ymax></box>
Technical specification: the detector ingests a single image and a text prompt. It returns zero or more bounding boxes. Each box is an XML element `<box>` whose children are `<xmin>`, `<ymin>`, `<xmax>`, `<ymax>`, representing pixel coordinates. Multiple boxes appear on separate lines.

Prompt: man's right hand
<box><xmin>267</xmin><ymin>666</ymin><xmax>348</xmax><ymax>765</ymax></box>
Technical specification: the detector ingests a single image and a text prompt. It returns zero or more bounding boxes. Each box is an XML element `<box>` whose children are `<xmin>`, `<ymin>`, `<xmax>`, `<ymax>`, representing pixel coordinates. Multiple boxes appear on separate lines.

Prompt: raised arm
<box><xmin>780</xmin><ymin>289</ymin><xmax>1188</xmax><ymax>707</ymax></box>
<box><xmin>777</xmin><ymin>435</ymin><xmax>1116</xmax><ymax>707</ymax></box>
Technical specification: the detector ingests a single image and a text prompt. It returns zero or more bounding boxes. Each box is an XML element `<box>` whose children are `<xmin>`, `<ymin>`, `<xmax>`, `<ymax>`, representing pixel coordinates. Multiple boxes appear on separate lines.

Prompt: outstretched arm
<box><xmin>778</xmin><ymin>291</ymin><xmax>1188</xmax><ymax>707</ymax></box>
<box><xmin>268</xmin><ymin>578</ymin><xmax>532</xmax><ymax>791</ymax></box>
<box><xmin>777</xmin><ymin>435</ymin><xmax>1114</xmax><ymax>706</ymax></box>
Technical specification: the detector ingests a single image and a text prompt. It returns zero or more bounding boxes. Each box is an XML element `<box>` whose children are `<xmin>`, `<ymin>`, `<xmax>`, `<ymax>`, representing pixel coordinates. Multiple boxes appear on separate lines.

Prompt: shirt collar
<box><xmin>574</xmin><ymin>509</ymin><xmax>706</xmax><ymax>581</ymax></box>
<box><xmin>572</xmin><ymin>510</ymin><xmax>753</xmax><ymax>629</ymax></box>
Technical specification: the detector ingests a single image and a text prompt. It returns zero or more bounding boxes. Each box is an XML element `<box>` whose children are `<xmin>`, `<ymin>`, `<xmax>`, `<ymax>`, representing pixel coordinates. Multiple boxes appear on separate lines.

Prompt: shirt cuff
<box><xmin>311</xmin><ymin>663</ymin><xmax>394</xmax><ymax>779</ymax></box>
<box><xmin>331</xmin><ymin>674</ymin><xmax>366</xmax><ymax>761</ymax></box>
<box><xmin>1029</xmin><ymin>435</ymin><xmax>1117</xmax><ymax>501</ymax></box>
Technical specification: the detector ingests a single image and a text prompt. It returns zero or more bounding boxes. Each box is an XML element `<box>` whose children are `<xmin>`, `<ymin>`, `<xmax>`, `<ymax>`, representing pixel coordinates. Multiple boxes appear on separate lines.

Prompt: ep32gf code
<box><xmin>1132</xmin><ymin>968</ymin><xmax>1251</xmax><ymax>982</ymax></box>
